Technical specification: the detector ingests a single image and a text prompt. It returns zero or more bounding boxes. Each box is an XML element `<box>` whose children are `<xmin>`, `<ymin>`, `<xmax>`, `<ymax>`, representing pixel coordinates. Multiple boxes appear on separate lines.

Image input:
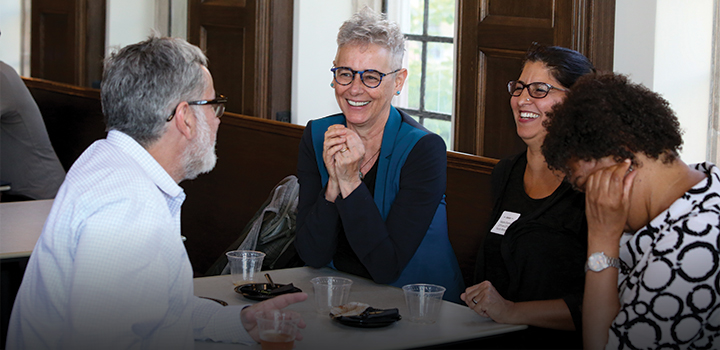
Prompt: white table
<box><xmin>0</xmin><ymin>199</ymin><xmax>53</xmax><ymax>259</ymax></box>
<box><xmin>194</xmin><ymin>267</ymin><xmax>526</xmax><ymax>349</ymax></box>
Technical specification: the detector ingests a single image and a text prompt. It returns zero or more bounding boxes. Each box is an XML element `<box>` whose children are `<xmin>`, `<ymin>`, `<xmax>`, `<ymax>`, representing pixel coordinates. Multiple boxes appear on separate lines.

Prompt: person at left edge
<box><xmin>6</xmin><ymin>36</ymin><xmax>307</xmax><ymax>350</ymax></box>
<box><xmin>294</xmin><ymin>7</ymin><xmax>464</xmax><ymax>303</ymax></box>
<box><xmin>0</xmin><ymin>60</ymin><xmax>66</xmax><ymax>201</ymax></box>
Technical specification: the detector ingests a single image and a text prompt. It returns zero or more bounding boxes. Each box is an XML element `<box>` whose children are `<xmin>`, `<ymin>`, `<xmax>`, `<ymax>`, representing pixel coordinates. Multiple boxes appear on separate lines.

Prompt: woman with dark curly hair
<box><xmin>542</xmin><ymin>72</ymin><xmax>719</xmax><ymax>349</ymax></box>
<box><xmin>460</xmin><ymin>45</ymin><xmax>593</xmax><ymax>348</ymax></box>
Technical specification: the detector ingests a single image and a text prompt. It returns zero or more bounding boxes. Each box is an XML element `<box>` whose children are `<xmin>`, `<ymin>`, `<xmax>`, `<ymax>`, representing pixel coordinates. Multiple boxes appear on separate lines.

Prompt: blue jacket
<box><xmin>298</xmin><ymin>106</ymin><xmax>464</xmax><ymax>302</ymax></box>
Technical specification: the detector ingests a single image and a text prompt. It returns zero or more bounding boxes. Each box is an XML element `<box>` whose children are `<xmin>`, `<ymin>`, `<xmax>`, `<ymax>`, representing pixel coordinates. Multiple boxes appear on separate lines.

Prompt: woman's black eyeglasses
<box><xmin>331</xmin><ymin>67</ymin><xmax>402</xmax><ymax>89</ymax></box>
<box><xmin>507</xmin><ymin>81</ymin><xmax>568</xmax><ymax>99</ymax></box>
<box><xmin>167</xmin><ymin>95</ymin><xmax>228</xmax><ymax>122</ymax></box>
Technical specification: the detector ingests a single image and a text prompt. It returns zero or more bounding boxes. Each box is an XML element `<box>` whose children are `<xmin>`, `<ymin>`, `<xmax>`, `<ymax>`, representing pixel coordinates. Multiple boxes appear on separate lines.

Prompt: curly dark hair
<box><xmin>523</xmin><ymin>43</ymin><xmax>595</xmax><ymax>88</ymax></box>
<box><xmin>542</xmin><ymin>72</ymin><xmax>683</xmax><ymax>175</ymax></box>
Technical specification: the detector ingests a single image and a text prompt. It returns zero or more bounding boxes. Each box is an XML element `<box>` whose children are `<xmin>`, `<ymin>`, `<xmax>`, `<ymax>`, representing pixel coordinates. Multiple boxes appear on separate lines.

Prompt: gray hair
<box><xmin>337</xmin><ymin>7</ymin><xmax>405</xmax><ymax>68</ymax></box>
<box><xmin>101</xmin><ymin>36</ymin><xmax>208</xmax><ymax>148</ymax></box>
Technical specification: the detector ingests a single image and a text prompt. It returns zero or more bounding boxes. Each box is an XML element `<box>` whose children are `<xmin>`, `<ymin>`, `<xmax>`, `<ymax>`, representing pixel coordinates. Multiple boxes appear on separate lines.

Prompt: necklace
<box><xmin>359</xmin><ymin>148</ymin><xmax>381</xmax><ymax>179</ymax></box>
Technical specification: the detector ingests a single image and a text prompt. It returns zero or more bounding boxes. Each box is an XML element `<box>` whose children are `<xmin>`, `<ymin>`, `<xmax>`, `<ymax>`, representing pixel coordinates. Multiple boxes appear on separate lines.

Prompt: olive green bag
<box><xmin>205</xmin><ymin>175</ymin><xmax>303</xmax><ymax>275</ymax></box>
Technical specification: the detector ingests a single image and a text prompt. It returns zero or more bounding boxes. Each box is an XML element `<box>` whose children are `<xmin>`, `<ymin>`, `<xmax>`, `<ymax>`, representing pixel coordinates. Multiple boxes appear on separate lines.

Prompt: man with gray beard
<box><xmin>6</xmin><ymin>37</ymin><xmax>307</xmax><ymax>350</ymax></box>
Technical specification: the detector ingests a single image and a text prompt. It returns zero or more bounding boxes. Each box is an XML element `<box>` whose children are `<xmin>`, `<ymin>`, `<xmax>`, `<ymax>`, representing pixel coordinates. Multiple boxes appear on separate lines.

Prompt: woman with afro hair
<box><xmin>542</xmin><ymin>72</ymin><xmax>720</xmax><ymax>349</ymax></box>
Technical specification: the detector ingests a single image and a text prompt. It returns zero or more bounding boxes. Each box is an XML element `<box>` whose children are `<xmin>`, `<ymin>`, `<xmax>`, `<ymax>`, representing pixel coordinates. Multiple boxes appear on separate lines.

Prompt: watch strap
<box><xmin>585</xmin><ymin>251</ymin><xmax>621</xmax><ymax>272</ymax></box>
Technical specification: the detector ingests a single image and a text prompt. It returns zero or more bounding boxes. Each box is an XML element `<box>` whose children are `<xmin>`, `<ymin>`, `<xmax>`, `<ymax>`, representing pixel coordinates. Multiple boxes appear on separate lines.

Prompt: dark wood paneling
<box><xmin>446</xmin><ymin>152</ymin><xmax>497</xmax><ymax>288</ymax></box>
<box><xmin>481</xmin><ymin>50</ymin><xmax>526</xmax><ymax>158</ymax></box>
<box><xmin>31</xmin><ymin>0</ymin><xmax>105</xmax><ymax>87</ymax></box>
<box><xmin>23</xmin><ymin>78</ymin><xmax>105</xmax><ymax>171</ymax></box>
<box><xmin>188</xmin><ymin>0</ymin><xmax>293</xmax><ymax>121</ymax></box>
<box><xmin>454</xmin><ymin>0</ymin><xmax>615</xmax><ymax>158</ymax></box>
<box><xmin>36</xmin><ymin>12</ymin><xmax>74</xmax><ymax>83</ymax></box>
<box><xmin>454</xmin><ymin>0</ymin><xmax>482</xmax><ymax>154</ymax></box>
<box><xmin>85</xmin><ymin>0</ymin><xmax>106</xmax><ymax>88</ymax></box>
<box><xmin>268</xmin><ymin>1</ymin><xmax>294</xmax><ymax>122</ymax></box>
<box><xmin>586</xmin><ymin>0</ymin><xmax>616</xmax><ymax>71</ymax></box>
<box><xmin>203</xmin><ymin>25</ymin><xmax>247</xmax><ymax>113</ymax></box>
<box><xmin>190</xmin><ymin>0</ymin><xmax>253</xmax><ymax>115</ymax></box>
<box><xmin>180</xmin><ymin>114</ymin><xmax>304</xmax><ymax>275</ymax></box>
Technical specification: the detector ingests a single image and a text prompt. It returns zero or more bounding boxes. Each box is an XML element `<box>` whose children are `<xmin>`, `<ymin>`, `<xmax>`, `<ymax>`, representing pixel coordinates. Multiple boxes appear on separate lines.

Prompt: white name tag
<box><xmin>490</xmin><ymin>211</ymin><xmax>521</xmax><ymax>235</ymax></box>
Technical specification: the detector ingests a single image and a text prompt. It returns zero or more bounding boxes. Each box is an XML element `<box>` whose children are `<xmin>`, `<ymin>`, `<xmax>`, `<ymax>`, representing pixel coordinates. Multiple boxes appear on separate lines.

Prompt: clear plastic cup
<box><xmin>226</xmin><ymin>250</ymin><xmax>265</xmax><ymax>286</ymax></box>
<box><xmin>402</xmin><ymin>283</ymin><xmax>446</xmax><ymax>324</ymax></box>
<box><xmin>256</xmin><ymin>309</ymin><xmax>300</xmax><ymax>350</ymax></box>
<box><xmin>310</xmin><ymin>276</ymin><xmax>353</xmax><ymax>315</ymax></box>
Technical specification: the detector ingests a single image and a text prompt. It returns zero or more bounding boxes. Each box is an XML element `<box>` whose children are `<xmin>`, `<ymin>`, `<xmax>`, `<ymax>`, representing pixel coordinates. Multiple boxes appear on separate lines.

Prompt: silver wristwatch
<box><xmin>585</xmin><ymin>252</ymin><xmax>621</xmax><ymax>272</ymax></box>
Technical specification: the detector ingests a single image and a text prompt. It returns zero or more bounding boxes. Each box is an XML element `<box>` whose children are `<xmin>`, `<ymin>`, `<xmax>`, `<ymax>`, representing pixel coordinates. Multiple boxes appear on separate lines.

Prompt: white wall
<box><xmin>105</xmin><ymin>0</ymin><xmax>157</xmax><ymax>56</ymax></box>
<box><xmin>0</xmin><ymin>0</ymin><xmax>24</xmax><ymax>72</ymax></box>
<box><xmin>613</xmin><ymin>0</ymin><xmax>657</xmax><ymax>87</ymax></box>
<box><xmin>654</xmin><ymin>0</ymin><xmax>713</xmax><ymax>164</ymax></box>
<box><xmin>291</xmin><ymin>0</ymin><xmax>349</xmax><ymax>127</ymax></box>
<box><xmin>614</xmin><ymin>0</ymin><xmax>714</xmax><ymax>164</ymax></box>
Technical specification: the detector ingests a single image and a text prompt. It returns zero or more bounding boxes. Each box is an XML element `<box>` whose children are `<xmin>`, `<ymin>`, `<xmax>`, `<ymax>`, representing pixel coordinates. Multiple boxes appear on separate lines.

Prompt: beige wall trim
<box><xmin>708</xmin><ymin>0</ymin><xmax>720</xmax><ymax>163</ymax></box>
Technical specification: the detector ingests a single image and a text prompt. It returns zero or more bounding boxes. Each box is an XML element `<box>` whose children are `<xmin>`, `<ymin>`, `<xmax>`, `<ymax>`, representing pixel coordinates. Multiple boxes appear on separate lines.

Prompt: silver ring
<box><xmin>472</xmin><ymin>298</ymin><xmax>478</xmax><ymax>305</ymax></box>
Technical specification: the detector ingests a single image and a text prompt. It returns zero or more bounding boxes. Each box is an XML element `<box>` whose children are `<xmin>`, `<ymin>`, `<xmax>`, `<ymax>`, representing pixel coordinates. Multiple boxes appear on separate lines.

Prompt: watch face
<box><xmin>587</xmin><ymin>252</ymin><xmax>609</xmax><ymax>272</ymax></box>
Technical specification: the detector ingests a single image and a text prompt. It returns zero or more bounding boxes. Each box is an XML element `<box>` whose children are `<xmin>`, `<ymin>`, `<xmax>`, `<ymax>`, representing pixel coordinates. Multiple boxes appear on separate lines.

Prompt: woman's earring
<box><xmin>330</xmin><ymin>83</ymin><xmax>334</xmax><ymax>88</ymax></box>
<box><xmin>396</xmin><ymin>91</ymin><xmax>401</xmax><ymax>95</ymax></box>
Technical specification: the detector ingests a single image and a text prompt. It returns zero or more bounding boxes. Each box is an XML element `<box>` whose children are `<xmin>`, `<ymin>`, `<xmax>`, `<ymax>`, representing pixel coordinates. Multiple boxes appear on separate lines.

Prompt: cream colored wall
<box><xmin>291</xmin><ymin>0</ymin><xmax>349</xmax><ymax>127</ymax></box>
<box><xmin>0</xmin><ymin>0</ymin><xmax>24</xmax><ymax>72</ymax></box>
<box><xmin>614</xmin><ymin>0</ymin><xmax>715</xmax><ymax>164</ymax></box>
<box><xmin>106</xmin><ymin>0</ymin><xmax>157</xmax><ymax>56</ymax></box>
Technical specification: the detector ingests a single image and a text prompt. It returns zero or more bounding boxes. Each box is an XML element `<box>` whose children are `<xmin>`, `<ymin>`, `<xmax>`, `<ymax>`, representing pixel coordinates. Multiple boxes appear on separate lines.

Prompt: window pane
<box><xmin>424</xmin><ymin>42</ymin><xmax>453</xmax><ymax>114</ymax></box>
<box><xmin>404</xmin><ymin>40</ymin><xmax>422</xmax><ymax>110</ymax></box>
<box><xmin>408</xmin><ymin>0</ymin><xmax>424</xmax><ymax>35</ymax></box>
<box><xmin>428</xmin><ymin>0</ymin><xmax>455</xmax><ymax>37</ymax></box>
<box><xmin>423</xmin><ymin>118</ymin><xmax>452</xmax><ymax>150</ymax></box>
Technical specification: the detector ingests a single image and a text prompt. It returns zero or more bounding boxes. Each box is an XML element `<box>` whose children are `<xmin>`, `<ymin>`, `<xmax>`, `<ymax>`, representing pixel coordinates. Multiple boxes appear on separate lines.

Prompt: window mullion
<box><xmin>420</xmin><ymin>0</ymin><xmax>429</xmax><ymax>114</ymax></box>
<box><xmin>420</xmin><ymin>41</ymin><xmax>427</xmax><ymax>113</ymax></box>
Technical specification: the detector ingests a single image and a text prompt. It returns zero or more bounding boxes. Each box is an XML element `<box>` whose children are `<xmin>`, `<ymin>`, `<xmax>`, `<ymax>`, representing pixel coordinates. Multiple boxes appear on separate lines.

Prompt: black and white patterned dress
<box><xmin>608</xmin><ymin>162</ymin><xmax>720</xmax><ymax>349</ymax></box>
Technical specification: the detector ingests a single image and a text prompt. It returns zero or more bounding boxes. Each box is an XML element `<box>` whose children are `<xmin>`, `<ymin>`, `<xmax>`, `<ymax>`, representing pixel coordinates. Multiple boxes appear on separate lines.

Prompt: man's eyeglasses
<box><xmin>507</xmin><ymin>81</ymin><xmax>568</xmax><ymax>99</ymax></box>
<box><xmin>167</xmin><ymin>95</ymin><xmax>228</xmax><ymax>122</ymax></box>
<box><xmin>331</xmin><ymin>67</ymin><xmax>402</xmax><ymax>89</ymax></box>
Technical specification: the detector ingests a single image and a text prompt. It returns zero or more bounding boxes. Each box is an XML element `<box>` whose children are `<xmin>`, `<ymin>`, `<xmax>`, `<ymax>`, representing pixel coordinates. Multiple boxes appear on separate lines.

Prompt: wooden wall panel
<box><xmin>454</xmin><ymin>0</ymin><xmax>615</xmax><ymax>158</ymax></box>
<box><xmin>32</xmin><ymin>0</ymin><xmax>76</xmax><ymax>84</ymax></box>
<box><xmin>188</xmin><ymin>0</ymin><xmax>293</xmax><ymax>121</ymax></box>
<box><xmin>446</xmin><ymin>152</ymin><xmax>497</xmax><ymax>288</ymax></box>
<box><xmin>180</xmin><ymin>114</ymin><xmax>304</xmax><ymax>275</ymax></box>
<box><xmin>480</xmin><ymin>50</ymin><xmax>527</xmax><ymax>158</ymax></box>
<box><xmin>190</xmin><ymin>0</ymin><xmax>254</xmax><ymax>116</ymax></box>
<box><xmin>203</xmin><ymin>25</ymin><xmax>247</xmax><ymax>114</ymax></box>
<box><xmin>23</xmin><ymin>78</ymin><xmax>105</xmax><ymax>171</ymax></box>
<box><xmin>478</xmin><ymin>1</ymin><xmax>555</xmax><ymax>50</ymax></box>
<box><xmin>31</xmin><ymin>0</ymin><xmax>105</xmax><ymax>87</ymax></box>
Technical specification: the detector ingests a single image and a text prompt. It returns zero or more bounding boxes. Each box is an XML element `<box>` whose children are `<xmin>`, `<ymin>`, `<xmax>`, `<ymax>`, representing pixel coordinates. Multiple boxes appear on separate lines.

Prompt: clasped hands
<box><xmin>323</xmin><ymin>124</ymin><xmax>365</xmax><ymax>200</ymax></box>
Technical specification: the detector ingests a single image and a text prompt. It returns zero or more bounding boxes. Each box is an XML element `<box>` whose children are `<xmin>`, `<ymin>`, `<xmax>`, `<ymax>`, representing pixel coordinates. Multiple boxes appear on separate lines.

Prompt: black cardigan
<box><xmin>475</xmin><ymin>152</ymin><xmax>587</xmax><ymax>346</ymax></box>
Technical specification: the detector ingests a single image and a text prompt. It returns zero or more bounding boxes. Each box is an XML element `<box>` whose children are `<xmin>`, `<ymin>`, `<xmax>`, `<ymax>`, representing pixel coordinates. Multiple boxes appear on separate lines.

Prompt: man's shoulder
<box><xmin>65</xmin><ymin>139</ymin><xmax>162</xmax><ymax>200</ymax></box>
